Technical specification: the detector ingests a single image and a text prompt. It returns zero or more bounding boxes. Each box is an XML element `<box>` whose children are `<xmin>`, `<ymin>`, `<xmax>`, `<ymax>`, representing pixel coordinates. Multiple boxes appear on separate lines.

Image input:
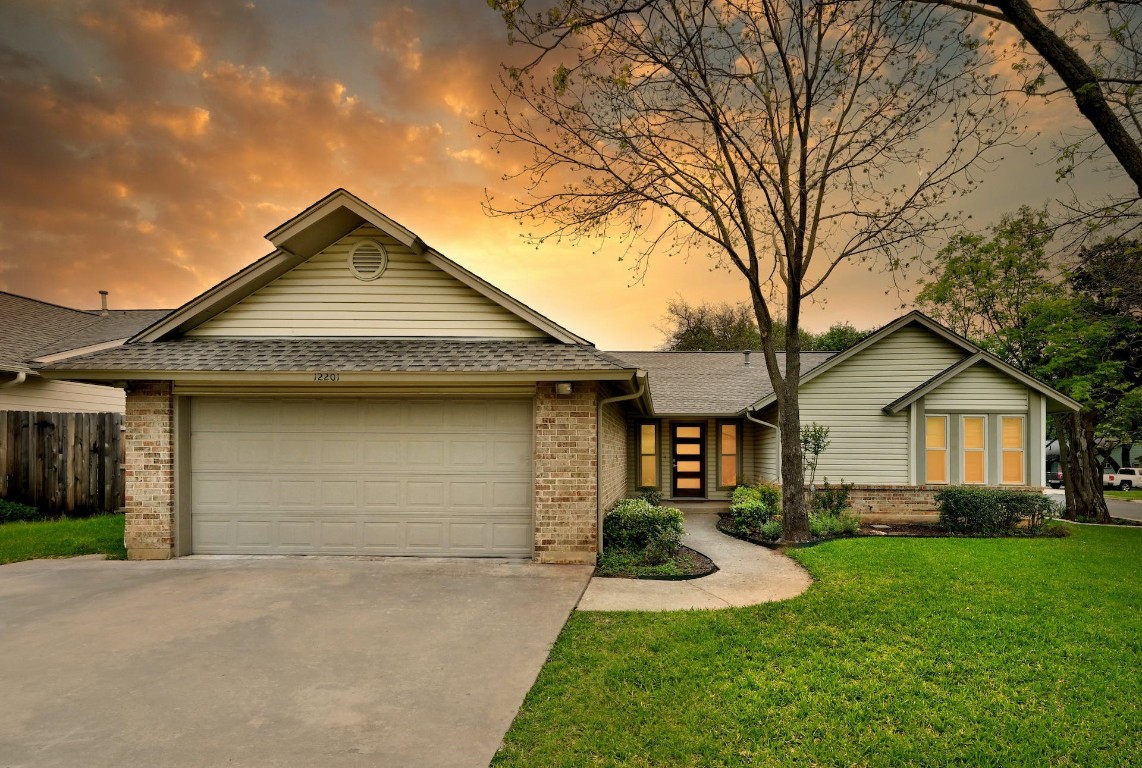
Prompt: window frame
<box><xmin>1000</xmin><ymin>415</ymin><xmax>1026</xmax><ymax>486</ymax></box>
<box><xmin>960</xmin><ymin>414</ymin><xmax>988</xmax><ymax>485</ymax></box>
<box><xmin>925</xmin><ymin>414</ymin><xmax>949</xmax><ymax>485</ymax></box>
<box><xmin>636</xmin><ymin>420</ymin><xmax>659</xmax><ymax>490</ymax></box>
<box><xmin>717</xmin><ymin>420</ymin><xmax>742</xmax><ymax>489</ymax></box>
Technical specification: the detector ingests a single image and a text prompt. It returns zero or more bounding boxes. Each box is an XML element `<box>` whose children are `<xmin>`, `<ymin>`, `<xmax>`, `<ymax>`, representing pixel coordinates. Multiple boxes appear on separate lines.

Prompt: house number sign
<box><xmin>312</xmin><ymin>372</ymin><xmax>341</xmax><ymax>381</ymax></box>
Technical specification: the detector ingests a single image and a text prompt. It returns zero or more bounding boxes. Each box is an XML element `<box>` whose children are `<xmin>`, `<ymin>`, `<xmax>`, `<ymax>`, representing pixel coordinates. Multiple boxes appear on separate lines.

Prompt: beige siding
<box><xmin>189</xmin><ymin>225</ymin><xmax>550</xmax><ymax>339</ymax></box>
<box><xmin>0</xmin><ymin>378</ymin><xmax>125</xmax><ymax>413</ymax></box>
<box><xmin>926</xmin><ymin>363</ymin><xmax>1029</xmax><ymax>412</ymax></box>
<box><xmin>754</xmin><ymin>415</ymin><xmax>779</xmax><ymax>482</ymax></box>
<box><xmin>600</xmin><ymin>399</ymin><xmax>628</xmax><ymax>510</ymax></box>
<box><xmin>799</xmin><ymin>325</ymin><xmax>966</xmax><ymax>484</ymax></box>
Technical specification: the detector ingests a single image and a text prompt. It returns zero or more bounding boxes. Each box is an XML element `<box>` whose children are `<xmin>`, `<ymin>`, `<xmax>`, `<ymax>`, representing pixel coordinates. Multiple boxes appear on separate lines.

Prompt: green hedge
<box><xmin>936</xmin><ymin>487</ymin><xmax>1059</xmax><ymax>534</ymax></box>
<box><xmin>728</xmin><ymin>483</ymin><xmax>781</xmax><ymax>536</ymax></box>
<box><xmin>604</xmin><ymin>498</ymin><xmax>684</xmax><ymax>564</ymax></box>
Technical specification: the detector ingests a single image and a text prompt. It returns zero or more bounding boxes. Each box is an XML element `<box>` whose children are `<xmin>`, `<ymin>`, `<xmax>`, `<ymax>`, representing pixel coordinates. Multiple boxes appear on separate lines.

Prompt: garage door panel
<box><xmin>190</xmin><ymin>397</ymin><xmax>534</xmax><ymax>556</ymax></box>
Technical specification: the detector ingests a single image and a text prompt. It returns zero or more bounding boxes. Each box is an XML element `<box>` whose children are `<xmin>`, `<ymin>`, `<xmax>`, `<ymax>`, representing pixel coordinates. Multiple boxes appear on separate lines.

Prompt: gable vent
<box><xmin>348</xmin><ymin>239</ymin><xmax>389</xmax><ymax>281</ymax></box>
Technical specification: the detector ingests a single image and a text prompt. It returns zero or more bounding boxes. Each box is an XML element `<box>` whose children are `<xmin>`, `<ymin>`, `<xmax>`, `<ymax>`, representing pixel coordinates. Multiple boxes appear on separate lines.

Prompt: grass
<box><xmin>1104</xmin><ymin>489</ymin><xmax>1142</xmax><ymax>501</ymax></box>
<box><xmin>0</xmin><ymin>514</ymin><xmax>127</xmax><ymax>564</ymax></box>
<box><xmin>494</xmin><ymin>524</ymin><xmax>1141</xmax><ymax>767</ymax></box>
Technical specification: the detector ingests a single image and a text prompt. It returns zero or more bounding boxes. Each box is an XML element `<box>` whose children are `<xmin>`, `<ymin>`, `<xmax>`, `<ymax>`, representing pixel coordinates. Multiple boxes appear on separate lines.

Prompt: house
<box><xmin>0</xmin><ymin>292</ymin><xmax>170</xmax><ymax>413</ymax></box>
<box><xmin>41</xmin><ymin>190</ymin><xmax>1081</xmax><ymax>562</ymax></box>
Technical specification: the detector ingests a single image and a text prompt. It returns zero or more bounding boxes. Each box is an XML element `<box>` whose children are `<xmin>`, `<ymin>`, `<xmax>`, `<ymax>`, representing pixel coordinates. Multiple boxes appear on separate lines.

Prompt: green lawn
<box><xmin>1105</xmin><ymin>489</ymin><xmax>1142</xmax><ymax>501</ymax></box>
<box><xmin>0</xmin><ymin>514</ymin><xmax>126</xmax><ymax>564</ymax></box>
<box><xmin>494</xmin><ymin>525</ymin><xmax>1141</xmax><ymax>767</ymax></box>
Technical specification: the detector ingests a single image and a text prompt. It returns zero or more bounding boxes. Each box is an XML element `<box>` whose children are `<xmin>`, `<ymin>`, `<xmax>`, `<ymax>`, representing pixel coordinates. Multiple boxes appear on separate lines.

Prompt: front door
<box><xmin>672</xmin><ymin>423</ymin><xmax>706</xmax><ymax>497</ymax></box>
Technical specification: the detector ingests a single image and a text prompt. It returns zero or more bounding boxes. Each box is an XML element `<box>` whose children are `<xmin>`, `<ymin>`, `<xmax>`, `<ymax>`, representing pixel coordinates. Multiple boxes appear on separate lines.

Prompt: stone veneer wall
<box><xmin>846</xmin><ymin>484</ymin><xmax>1043</xmax><ymax>522</ymax></box>
<box><xmin>599</xmin><ymin>398</ymin><xmax>627</xmax><ymax>512</ymax></box>
<box><xmin>123</xmin><ymin>381</ymin><xmax>175</xmax><ymax>560</ymax></box>
<box><xmin>534</xmin><ymin>381</ymin><xmax>599</xmax><ymax>564</ymax></box>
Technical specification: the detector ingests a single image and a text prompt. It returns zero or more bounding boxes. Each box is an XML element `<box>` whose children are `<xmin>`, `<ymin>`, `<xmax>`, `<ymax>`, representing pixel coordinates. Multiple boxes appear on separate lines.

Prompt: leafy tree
<box><xmin>659</xmin><ymin>299</ymin><xmax>871</xmax><ymax>351</ymax></box>
<box><xmin>814</xmin><ymin>323</ymin><xmax>869</xmax><ymax>352</ymax></box>
<box><xmin>484</xmin><ymin>0</ymin><xmax>1015</xmax><ymax>540</ymax></box>
<box><xmin>906</xmin><ymin>0</ymin><xmax>1142</xmax><ymax>197</ymax></box>
<box><xmin>915</xmin><ymin>206</ymin><xmax>1057</xmax><ymax>367</ymax></box>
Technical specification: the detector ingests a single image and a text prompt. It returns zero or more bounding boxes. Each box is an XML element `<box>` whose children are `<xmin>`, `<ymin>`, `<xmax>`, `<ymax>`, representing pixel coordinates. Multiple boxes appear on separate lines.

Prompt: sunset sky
<box><xmin>0</xmin><ymin>1</ymin><xmax>1132</xmax><ymax>349</ymax></box>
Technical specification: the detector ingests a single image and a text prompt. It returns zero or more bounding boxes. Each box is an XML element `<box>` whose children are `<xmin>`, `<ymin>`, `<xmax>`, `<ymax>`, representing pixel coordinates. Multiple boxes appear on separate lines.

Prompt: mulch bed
<box><xmin>718</xmin><ymin>513</ymin><xmax>954</xmax><ymax>546</ymax></box>
<box><xmin>595</xmin><ymin>545</ymin><xmax>718</xmax><ymax>580</ymax></box>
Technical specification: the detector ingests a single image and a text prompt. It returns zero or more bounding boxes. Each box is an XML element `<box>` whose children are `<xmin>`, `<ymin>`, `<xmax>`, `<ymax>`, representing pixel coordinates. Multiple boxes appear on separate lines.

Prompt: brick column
<box><xmin>534</xmin><ymin>381</ymin><xmax>598</xmax><ymax>564</ymax></box>
<box><xmin>123</xmin><ymin>381</ymin><xmax>175</xmax><ymax>560</ymax></box>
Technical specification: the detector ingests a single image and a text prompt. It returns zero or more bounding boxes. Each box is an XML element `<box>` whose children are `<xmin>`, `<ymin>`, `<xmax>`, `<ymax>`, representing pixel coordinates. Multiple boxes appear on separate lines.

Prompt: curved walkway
<box><xmin>577</xmin><ymin>513</ymin><xmax>812</xmax><ymax>612</ymax></box>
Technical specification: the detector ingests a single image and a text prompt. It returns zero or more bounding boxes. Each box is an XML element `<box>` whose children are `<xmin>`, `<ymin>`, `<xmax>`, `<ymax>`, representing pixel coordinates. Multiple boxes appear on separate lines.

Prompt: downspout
<box><xmin>745</xmin><ymin>408</ymin><xmax>781</xmax><ymax>479</ymax></box>
<box><xmin>597</xmin><ymin>373</ymin><xmax>648</xmax><ymax>553</ymax></box>
<box><xmin>1</xmin><ymin>372</ymin><xmax>27</xmax><ymax>388</ymax></box>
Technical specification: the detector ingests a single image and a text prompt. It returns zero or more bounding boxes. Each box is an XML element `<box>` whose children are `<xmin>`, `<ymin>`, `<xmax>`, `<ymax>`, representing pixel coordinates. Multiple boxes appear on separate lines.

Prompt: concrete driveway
<box><xmin>0</xmin><ymin>556</ymin><xmax>592</xmax><ymax>768</ymax></box>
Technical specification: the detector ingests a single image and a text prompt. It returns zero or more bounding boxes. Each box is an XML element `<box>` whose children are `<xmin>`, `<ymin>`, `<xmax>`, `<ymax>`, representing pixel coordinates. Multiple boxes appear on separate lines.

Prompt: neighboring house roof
<box><xmin>133</xmin><ymin>189</ymin><xmax>592</xmax><ymax>346</ymax></box>
<box><xmin>744</xmin><ymin>311</ymin><xmax>1081</xmax><ymax>413</ymax></box>
<box><xmin>0</xmin><ymin>292</ymin><xmax>171</xmax><ymax>371</ymax></box>
<box><xmin>43</xmin><ymin>338</ymin><xmax>632</xmax><ymax>375</ymax></box>
<box><xmin>609</xmin><ymin>350</ymin><xmax>836</xmax><ymax>415</ymax></box>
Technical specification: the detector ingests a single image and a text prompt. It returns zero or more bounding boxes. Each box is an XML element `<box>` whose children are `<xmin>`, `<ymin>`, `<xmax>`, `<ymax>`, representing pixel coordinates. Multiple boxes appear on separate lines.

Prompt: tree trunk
<box><xmin>985</xmin><ymin>0</ymin><xmax>1142</xmax><ymax>197</ymax></box>
<box><xmin>1060</xmin><ymin>410</ymin><xmax>1111</xmax><ymax>523</ymax></box>
<box><xmin>1057</xmin><ymin>415</ymin><xmax>1075</xmax><ymax>520</ymax></box>
<box><xmin>778</xmin><ymin>391</ymin><xmax>810</xmax><ymax>542</ymax></box>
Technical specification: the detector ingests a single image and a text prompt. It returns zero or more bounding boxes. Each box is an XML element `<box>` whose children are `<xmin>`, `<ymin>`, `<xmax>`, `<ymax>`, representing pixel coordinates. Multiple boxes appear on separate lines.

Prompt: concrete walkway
<box><xmin>578</xmin><ymin>513</ymin><xmax>812</xmax><ymax>612</ymax></box>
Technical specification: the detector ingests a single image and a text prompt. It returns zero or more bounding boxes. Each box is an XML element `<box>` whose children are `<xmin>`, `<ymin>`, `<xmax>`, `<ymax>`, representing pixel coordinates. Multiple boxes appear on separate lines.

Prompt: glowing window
<box><xmin>1001</xmin><ymin>416</ymin><xmax>1025</xmax><ymax>485</ymax></box>
<box><xmin>638</xmin><ymin>422</ymin><xmax>658</xmax><ymax>488</ymax></box>
<box><xmin>719</xmin><ymin>423</ymin><xmax>739</xmax><ymax>487</ymax></box>
<box><xmin>925</xmin><ymin>416</ymin><xmax>948</xmax><ymax>484</ymax></box>
<box><xmin>962</xmin><ymin>416</ymin><xmax>986</xmax><ymax>484</ymax></box>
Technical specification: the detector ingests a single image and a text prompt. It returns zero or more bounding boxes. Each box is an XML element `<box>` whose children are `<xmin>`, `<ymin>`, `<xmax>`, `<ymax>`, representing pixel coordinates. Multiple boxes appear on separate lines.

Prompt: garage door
<box><xmin>189</xmin><ymin>397</ymin><xmax>533</xmax><ymax>556</ymax></box>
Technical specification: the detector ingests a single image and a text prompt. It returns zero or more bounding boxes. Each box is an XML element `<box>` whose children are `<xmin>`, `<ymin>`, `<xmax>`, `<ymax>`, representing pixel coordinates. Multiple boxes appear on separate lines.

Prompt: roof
<box><xmin>0</xmin><ymin>292</ymin><xmax>171</xmax><ymax>369</ymax></box>
<box><xmin>134</xmin><ymin>189</ymin><xmax>591</xmax><ymax>346</ymax></box>
<box><xmin>745</xmin><ymin>311</ymin><xmax>1081</xmax><ymax>413</ymax></box>
<box><xmin>609</xmin><ymin>350</ymin><xmax>836</xmax><ymax>414</ymax></box>
<box><xmin>42</xmin><ymin>338</ymin><xmax>631</xmax><ymax>374</ymax></box>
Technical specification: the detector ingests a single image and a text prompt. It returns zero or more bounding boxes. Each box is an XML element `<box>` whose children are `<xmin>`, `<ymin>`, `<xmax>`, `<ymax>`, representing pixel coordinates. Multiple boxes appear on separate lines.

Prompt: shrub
<box><xmin>753</xmin><ymin>482</ymin><xmax>782</xmax><ymax>513</ymax></box>
<box><xmin>809</xmin><ymin>511</ymin><xmax>861</xmax><ymax>538</ymax></box>
<box><xmin>759</xmin><ymin>518</ymin><xmax>784</xmax><ymax>542</ymax></box>
<box><xmin>935</xmin><ymin>487</ymin><xmax>1058</xmax><ymax>535</ymax></box>
<box><xmin>634</xmin><ymin>485</ymin><xmax>664</xmax><ymax>506</ymax></box>
<box><xmin>0</xmin><ymin>499</ymin><xmax>41</xmax><ymax>524</ymax></box>
<box><xmin>811</xmin><ymin>479</ymin><xmax>853</xmax><ymax>517</ymax></box>
<box><xmin>604</xmin><ymin>498</ymin><xmax>684</xmax><ymax>564</ymax></box>
<box><xmin>729</xmin><ymin>499</ymin><xmax>775</xmax><ymax>536</ymax></box>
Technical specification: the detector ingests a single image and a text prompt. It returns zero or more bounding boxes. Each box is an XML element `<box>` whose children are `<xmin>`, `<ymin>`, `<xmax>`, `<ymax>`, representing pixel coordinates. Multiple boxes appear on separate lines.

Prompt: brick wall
<box><xmin>123</xmin><ymin>381</ymin><xmax>175</xmax><ymax>560</ymax></box>
<box><xmin>534</xmin><ymin>381</ymin><xmax>598</xmax><ymax>564</ymax></box>
<box><xmin>600</xmin><ymin>398</ymin><xmax>627</xmax><ymax>512</ymax></box>
<box><xmin>846</xmin><ymin>484</ymin><xmax>1043</xmax><ymax>522</ymax></box>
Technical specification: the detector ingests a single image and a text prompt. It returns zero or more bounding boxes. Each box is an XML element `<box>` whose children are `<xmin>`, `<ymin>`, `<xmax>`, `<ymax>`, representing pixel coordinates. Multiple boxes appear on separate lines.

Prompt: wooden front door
<box><xmin>671</xmin><ymin>423</ymin><xmax>705</xmax><ymax>497</ymax></box>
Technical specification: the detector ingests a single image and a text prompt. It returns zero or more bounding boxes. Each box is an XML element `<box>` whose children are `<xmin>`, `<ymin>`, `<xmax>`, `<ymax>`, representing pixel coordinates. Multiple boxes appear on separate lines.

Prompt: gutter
<box><xmin>1</xmin><ymin>372</ymin><xmax>27</xmax><ymax>388</ymax></box>
<box><xmin>745</xmin><ymin>409</ymin><xmax>781</xmax><ymax>477</ymax></box>
<box><xmin>597</xmin><ymin>373</ymin><xmax>648</xmax><ymax>553</ymax></box>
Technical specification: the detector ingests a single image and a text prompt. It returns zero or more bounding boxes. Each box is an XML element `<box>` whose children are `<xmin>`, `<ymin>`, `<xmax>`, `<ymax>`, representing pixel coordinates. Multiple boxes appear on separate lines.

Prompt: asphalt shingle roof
<box><xmin>0</xmin><ymin>292</ymin><xmax>171</xmax><ymax>366</ymax></box>
<box><xmin>44</xmin><ymin>338</ymin><xmax>631</xmax><ymax>373</ymax></box>
<box><xmin>609</xmin><ymin>350</ymin><xmax>836</xmax><ymax>414</ymax></box>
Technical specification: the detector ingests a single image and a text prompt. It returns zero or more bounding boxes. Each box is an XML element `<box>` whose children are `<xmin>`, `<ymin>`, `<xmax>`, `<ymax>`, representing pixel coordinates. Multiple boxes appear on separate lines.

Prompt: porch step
<box><xmin>667</xmin><ymin>499</ymin><xmax>730</xmax><ymax>514</ymax></box>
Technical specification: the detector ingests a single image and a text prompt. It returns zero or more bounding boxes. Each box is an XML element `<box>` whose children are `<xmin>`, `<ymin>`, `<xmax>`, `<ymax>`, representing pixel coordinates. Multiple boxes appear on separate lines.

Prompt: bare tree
<box><xmin>906</xmin><ymin>1</ymin><xmax>1142</xmax><ymax>196</ymax></box>
<box><xmin>482</xmin><ymin>0</ymin><xmax>1016</xmax><ymax>541</ymax></box>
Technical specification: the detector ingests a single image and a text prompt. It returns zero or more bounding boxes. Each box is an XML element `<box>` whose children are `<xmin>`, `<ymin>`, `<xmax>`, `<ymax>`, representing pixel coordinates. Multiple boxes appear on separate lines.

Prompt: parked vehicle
<box><xmin>1103</xmin><ymin>467</ymin><xmax>1140</xmax><ymax>490</ymax></box>
<box><xmin>1046</xmin><ymin>469</ymin><xmax>1064</xmax><ymax>489</ymax></box>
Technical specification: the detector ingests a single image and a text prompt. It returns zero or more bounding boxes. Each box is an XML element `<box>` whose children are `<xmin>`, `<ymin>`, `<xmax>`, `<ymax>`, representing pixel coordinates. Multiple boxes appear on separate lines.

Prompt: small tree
<box><xmin>800</xmin><ymin>423</ymin><xmax>831</xmax><ymax>492</ymax></box>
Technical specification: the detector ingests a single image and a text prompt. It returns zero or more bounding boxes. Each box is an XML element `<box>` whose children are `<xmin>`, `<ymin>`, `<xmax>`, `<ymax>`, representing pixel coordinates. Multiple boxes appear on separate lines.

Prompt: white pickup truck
<box><xmin>1103</xmin><ymin>467</ymin><xmax>1140</xmax><ymax>490</ymax></box>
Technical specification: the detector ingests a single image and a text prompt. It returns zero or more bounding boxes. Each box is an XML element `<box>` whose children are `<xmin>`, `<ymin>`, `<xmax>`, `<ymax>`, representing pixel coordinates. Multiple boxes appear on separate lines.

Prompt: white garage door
<box><xmin>189</xmin><ymin>397</ymin><xmax>534</xmax><ymax>556</ymax></box>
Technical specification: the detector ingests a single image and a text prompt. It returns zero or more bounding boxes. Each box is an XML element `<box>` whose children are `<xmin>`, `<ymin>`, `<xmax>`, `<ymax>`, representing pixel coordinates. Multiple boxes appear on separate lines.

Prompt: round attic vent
<box><xmin>348</xmin><ymin>239</ymin><xmax>388</xmax><ymax>281</ymax></box>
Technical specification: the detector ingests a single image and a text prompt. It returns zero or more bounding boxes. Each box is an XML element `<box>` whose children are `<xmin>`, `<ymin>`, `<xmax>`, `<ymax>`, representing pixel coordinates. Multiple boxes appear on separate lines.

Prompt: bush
<box><xmin>604</xmin><ymin>498</ymin><xmax>684</xmax><ymax>564</ymax></box>
<box><xmin>0</xmin><ymin>499</ymin><xmax>41</xmax><ymax>524</ymax></box>
<box><xmin>811</xmin><ymin>479</ymin><xmax>853</xmax><ymax>517</ymax></box>
<box><xmin>759</xmin><ymin>518</ymin><xmax>784</xmax><ymax>542</ymax></box>
<box><xmin>728</xmin><ymin>482</ymin><xmax>782</xmax><ymax>536</ymax></box>
<box><xmin>809</xmin><ymin>511</ymin><xmax>861</xmax><ymax>538</ymax></box>
<box><xmin>634</xmin><ymin>485</ymin><xmax>664</xmax><ymax>506</ymax></box>
<box><xmin>935</xmin><ymin>487</ymin><xmax>1059</xmax><ymax>535</ymax></box>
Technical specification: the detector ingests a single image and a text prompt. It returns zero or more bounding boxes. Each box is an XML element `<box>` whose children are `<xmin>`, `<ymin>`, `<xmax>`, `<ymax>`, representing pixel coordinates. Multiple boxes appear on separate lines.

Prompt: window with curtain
<box><xmin>962</xmin><ymin>416</ymin><xmax>987</xmax><ymax>484</ymax></box>
<box><xmin>719</xmin><ymin>422</ymin><xmax>739</xmax><ymax>487</ymax></box>
<box><xmin>925</xmin><ymin>415</ymin><xmax>948</xmax><ymax>484</ymax></box>
<box><xmin>1001</xmin><ymin>416</ymin><xmax>1025</xmax><ymax>485</ymax></box>
<box><xmin>638</xmin><ymin>422</ymin><xmax>658</xmax><ymax>488</ymax></box>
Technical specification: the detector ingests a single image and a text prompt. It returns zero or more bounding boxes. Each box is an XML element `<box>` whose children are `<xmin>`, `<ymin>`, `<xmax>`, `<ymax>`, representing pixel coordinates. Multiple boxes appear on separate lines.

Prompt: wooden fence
<box><xmin>0</xmin><ymin>411</ymin><xmax>124</xmax><ymax>516</ymax></box>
